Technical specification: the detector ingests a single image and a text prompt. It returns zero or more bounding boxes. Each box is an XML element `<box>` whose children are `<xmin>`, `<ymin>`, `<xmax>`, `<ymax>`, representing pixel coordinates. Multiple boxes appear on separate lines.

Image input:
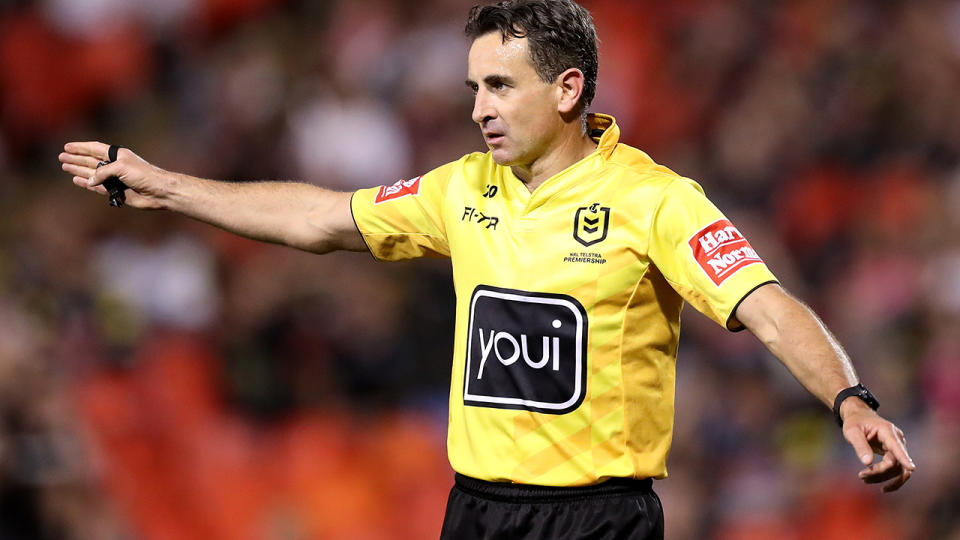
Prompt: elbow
<box><xmin>743</xmin><ymin>291</ymin><xmax>813</xmax><ymax>359</ymax></box>
<box><xmin>293</xmin><ymin>205</ymin><xmax>341</xmax><ymax>254</ymax></box>
<box><xmin>748</xmin><ymin>314</ymin><xmax>782</xmax><ymax>351</ymax></box>
<box><xmin>295</xmin><ymin>191</ymin><xmax>356</xmax><ymax>254</ymax></box>
<box><xmin>291</xmin><ymin>228</ymin><xmax>337</xmax><ymax>254</ymax></box>
<box><xmin>736</xmin><ymin>283</ymin><xmax>796</xmax><ymax>352</ymax></box>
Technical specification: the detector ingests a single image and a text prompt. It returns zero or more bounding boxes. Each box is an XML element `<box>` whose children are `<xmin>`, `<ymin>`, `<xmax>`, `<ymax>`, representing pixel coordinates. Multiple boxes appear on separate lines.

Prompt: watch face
<box><xmin>857</xmin><ymin>385</ymin><xmax>880</xmax><ymax>410</ymax></box>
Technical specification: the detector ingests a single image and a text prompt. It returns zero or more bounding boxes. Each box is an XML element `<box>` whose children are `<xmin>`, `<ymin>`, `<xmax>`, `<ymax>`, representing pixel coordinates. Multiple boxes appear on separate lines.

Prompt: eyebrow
<box><xmin>465</xmin><ymin>75</ymin><xmax>516</xmax><ymax>89</ymax></box>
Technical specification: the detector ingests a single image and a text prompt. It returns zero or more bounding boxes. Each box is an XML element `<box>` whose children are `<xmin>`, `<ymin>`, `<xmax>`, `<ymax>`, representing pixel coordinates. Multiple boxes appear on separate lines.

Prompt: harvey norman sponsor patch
<box><xmin>688</xmin><ymin>219</ymin><xmax>763</xmax><ymax>286</ymax></box>
<box><xmin>374</xmin><ymin>176</ymin><xmax>421</xmax><ymax>205</ymax></box>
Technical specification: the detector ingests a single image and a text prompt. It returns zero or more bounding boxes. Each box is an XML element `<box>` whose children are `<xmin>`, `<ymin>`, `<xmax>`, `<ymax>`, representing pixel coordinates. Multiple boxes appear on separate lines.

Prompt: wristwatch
<box><xmin>833</xmin><ymin>383</ymin><xmax>880</xmax><ymax>427</ymax></box>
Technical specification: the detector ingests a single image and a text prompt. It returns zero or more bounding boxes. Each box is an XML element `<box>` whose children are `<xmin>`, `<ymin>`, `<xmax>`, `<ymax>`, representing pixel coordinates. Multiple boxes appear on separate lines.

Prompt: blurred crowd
<box><xmin>0</xmin><ymin>0</ymin><xmax>958</xmax><ymax>538</ymax></box>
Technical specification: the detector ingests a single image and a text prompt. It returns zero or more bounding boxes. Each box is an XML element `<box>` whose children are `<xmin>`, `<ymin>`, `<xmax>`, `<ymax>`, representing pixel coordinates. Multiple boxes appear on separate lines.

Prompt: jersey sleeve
<box><xmin>351</xmin><ymin>160</ymin><xmax>458</xmax><ymax>261</ymax></box>
<box><xmin>648</xmin><ymin>178</ymin><xmax>779</xmax><ymax>331</ymax></box>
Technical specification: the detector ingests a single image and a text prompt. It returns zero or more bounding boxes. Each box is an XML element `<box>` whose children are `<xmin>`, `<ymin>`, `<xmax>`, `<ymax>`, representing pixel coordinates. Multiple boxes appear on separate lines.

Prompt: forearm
<box><xmin>159</xmin><ymin>171</ymin><xmax>356</xmax><ymax>253</ymax></box>
<box><xmin>736</xmin><ymin>285</ymin><xmax>858</xmax><ymax>408</ymax></box>
<box><xmin>60</xmin><ymin>143</ymin><xmax>364</xmax><ymax>254</ymax></box>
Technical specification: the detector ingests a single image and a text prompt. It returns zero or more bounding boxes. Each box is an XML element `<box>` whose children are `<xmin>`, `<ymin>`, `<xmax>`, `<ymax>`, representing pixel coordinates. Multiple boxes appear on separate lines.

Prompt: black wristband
<box><xmin>833</xmin><ymin>383</ymin><xmax>880</xmax><ymax>427</ymax></box>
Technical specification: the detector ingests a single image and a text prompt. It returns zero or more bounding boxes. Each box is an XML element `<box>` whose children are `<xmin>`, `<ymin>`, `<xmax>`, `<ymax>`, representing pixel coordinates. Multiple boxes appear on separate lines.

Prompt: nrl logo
<box><xmin>573</xmin><ymin>203</ymin><xmax>610</xmax><ymax>247</ymax></box>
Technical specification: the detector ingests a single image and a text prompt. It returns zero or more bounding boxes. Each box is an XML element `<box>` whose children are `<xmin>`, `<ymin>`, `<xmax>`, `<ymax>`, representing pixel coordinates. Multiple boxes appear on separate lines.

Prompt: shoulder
<box><xmin>419</xmin><ymin>153</ymin><xmax>490</xmax><ymax>189</ymax></box>
<box><xmin>605</xmin><ymin>143</ymin><xmax>682</xmax><ymax>182</ymax></box>
<box><xmin>444</xmin><ymin>151</ymin><xmax>502</xmax><ymax>190</ymax></box>
<box><xmin>600</xmin><ymin>143</ymin><xmax>705</xmax><ymax>200</ymax></box>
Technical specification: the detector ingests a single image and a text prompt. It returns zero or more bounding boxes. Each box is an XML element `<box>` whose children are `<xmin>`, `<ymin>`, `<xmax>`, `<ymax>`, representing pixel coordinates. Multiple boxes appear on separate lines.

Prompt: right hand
<box><xmin>59</xmin><ymin>142</ymin><xmax>168</xmax><ymax>209</ymax></box>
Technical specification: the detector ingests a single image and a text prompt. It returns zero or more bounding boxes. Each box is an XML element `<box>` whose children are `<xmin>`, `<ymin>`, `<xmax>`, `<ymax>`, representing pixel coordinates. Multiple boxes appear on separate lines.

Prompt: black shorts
<box><xmin>439</xmin><ymin>473</ymin><xmax>664</xmax><ymax>540</ymax></box>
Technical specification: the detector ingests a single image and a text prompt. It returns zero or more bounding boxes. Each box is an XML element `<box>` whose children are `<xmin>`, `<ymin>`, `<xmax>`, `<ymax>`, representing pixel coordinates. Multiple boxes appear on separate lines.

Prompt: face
<box><xmin>466</xmin><ymin>33</ymin><xmax>562</xmax><ymax>167</ymax></box>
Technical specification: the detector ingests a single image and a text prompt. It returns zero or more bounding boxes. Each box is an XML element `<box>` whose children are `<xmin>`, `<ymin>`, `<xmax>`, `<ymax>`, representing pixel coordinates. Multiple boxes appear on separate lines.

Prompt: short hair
<box><xmin>465</xmin><ymin>0</ymin><xmax>599</xmax><ymax>115</ymax></box>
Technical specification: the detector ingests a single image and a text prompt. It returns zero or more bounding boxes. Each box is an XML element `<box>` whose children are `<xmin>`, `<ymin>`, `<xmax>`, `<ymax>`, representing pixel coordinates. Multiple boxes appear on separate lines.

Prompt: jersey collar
<box><xmin>502</xmin><ymin>113</ymin><xmax>621</xmax><ymax>214</ymax></box>
<box><xmin>587</xmin><ymin>113</ymin><xmax>620</xmax><ymax>161</ymax></box>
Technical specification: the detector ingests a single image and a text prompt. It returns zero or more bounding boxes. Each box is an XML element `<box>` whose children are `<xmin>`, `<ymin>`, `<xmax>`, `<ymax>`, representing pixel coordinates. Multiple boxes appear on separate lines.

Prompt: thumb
<box><xmin>90</xmin><ymin>160</ymin><xmax>123</xmax><ymax>188</ymax></box>
<box><xmin>843</xmin><ymin>426</ymin><xmax>875</xmax><ymax>465</ymax></box>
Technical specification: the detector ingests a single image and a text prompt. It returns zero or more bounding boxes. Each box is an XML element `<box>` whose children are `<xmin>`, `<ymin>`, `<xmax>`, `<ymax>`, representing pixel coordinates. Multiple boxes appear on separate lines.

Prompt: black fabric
<box><xmin>440</xmin><ymin>474</ymin><xmax>663</xmax><ymax>540</ymax></box>
<box><xmin>833</xmin><ymin>383</ymin><xmax>880</xmax><ymax>426</ymax></box>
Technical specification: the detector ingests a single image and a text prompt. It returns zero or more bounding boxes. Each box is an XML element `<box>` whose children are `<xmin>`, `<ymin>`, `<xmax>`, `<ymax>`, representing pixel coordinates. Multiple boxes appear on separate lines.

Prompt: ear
<box><xmin>556</xmin><ymin>68</ymin><xmax>586</xmax><ymax>115</ymax></box>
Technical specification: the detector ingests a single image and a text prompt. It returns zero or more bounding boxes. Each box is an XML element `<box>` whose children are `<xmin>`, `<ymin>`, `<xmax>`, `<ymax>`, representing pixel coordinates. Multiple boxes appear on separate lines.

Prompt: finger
<box><xmin>861</xmin><ymin>462</ymin><xmax>902</xmax><ymax>484</ymax></box>
<box><xmin>72</xmin><ymin>176</ymin><xmax>109</xmax><ymax>196</ymax></box>
<box><xmin>882</xmin><ymin>469</ymin><xmax>911</xmax><ymax>493</ymax></box>
<box><xmin>843</xmin><ymin>427</ymin><xmax>876</xmax><ymax>466</ymax></box>
<box><xmin>90</xmin><ymin>161</ymin><xmax>123</xmax><ymax>187</ymax></box>
<box><xmin>63</xmin><ymin>142</ymin><xmax>110</xmax><ymax>160</ymax></box>
<box><xmin>878</xmin><ymin>426</ymin><xmax>916</xmax><ymax>471</ymax></box>
<box><xmin>62</xmin><ymin>162</ymin><xmax>96</xmax><ymax>179</ymax></box>
<box><xmin>860</xmin><ymin>452</ymin><xmax>897</xmax><ymax>477</ymax></box>
<box><xmin>58</xmin><ymin>152</ymin><xmax>101</xmax><ymax>169</ymax></box>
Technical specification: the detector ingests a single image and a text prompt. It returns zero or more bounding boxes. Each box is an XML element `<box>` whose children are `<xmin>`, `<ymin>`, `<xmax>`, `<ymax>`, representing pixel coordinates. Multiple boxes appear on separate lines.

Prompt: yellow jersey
<box><xmin>350</xmin><ymin>114</ymin><xmax>778</xmax><ymax>486</ymax></box>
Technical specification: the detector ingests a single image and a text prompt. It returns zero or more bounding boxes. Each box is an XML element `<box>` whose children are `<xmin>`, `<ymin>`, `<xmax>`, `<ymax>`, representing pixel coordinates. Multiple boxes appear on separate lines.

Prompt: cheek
<box><xmin>518</xmin><ymin>102</ymin><xmax>557</xmax><ymax>145</ymax></box>
<box><xmin>507</xmin><ymin>95</ymin><xmax>553</xmax><ymax>137</ymax></box>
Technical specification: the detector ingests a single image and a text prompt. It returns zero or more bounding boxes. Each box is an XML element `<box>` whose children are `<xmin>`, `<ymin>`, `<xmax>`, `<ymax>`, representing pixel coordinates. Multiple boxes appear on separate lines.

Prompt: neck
<box><xmin>511</xmin><ymin>125</ymin><xmax>598</xmax><ymax>192</ymax></box>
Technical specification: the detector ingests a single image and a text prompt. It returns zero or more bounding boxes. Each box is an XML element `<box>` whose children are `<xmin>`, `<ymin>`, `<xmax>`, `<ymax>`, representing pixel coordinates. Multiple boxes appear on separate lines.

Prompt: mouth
<box><xmin>483</xmin><ymin>132</ymin><xmax>505</xmax><ymax>145</ymax></box>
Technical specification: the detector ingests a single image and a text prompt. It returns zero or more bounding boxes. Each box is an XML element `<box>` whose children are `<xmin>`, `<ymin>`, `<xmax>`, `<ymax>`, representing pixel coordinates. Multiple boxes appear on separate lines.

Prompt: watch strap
<box><xmin>833</xmin><ymin>383</ymin><xmax>879</xmax><ymax>427</ymax></box>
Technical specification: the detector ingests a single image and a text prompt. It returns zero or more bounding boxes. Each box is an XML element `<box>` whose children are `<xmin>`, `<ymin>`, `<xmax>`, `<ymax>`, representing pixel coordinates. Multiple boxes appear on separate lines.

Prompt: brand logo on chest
<box><xmin>463</xmin><ymin>286</ymin><xmax>587</xmax><ymax>414</ymax></box>
<box><xmin>462</xmin><ymin>206</ymin><xmax>499</xmax><ymax>230</ymax></box>
<box><xmin>573</xmin><ymin>203</ymin><xmax>610</xmax><ymax>247</ymax></box>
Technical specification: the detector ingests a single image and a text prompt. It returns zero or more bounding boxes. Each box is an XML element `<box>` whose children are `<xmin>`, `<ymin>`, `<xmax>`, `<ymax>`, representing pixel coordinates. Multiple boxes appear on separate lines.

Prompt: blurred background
<box><xmin>0</xmin><ymin>0</ymin><xmax>958</xmax><ymax>538</ymax></box>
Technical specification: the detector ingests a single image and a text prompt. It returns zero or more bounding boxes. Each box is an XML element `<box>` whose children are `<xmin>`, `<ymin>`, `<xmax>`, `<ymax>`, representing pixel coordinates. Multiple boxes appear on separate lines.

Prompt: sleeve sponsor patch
<box><xmin>688</xmin><ymin>219</ymin><xmax>763</xmax><ymax>286</ymax></box>
<box><xmin>374</xmin><ymin>176</ymin><xmax>422</xmax><ymax>205</ymax></box>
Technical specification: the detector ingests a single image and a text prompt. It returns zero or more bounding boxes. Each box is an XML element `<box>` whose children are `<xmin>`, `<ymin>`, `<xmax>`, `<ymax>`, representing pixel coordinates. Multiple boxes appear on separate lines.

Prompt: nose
<box><xmin>472</xmin><ymin>88</ymin><xmax>496</xmax><ymax>126</ymax></box>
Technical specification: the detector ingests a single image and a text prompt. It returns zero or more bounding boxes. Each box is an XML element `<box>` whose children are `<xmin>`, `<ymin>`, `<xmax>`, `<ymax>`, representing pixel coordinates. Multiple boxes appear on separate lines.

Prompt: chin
<box><xmin>489</xmin><ymin>147</ymin><xmax>519</xmax><ymax>166</ymax></box>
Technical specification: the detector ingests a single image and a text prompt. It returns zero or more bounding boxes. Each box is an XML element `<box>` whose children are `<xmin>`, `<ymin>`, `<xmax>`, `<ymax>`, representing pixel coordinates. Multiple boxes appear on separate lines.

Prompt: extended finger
<box><xmin>883</xmin><ymin>469</ymin><xmax>911</xmax><ymax>493</ymax></box>
<box><xmin>62</xmin><ymin>162</ymin><xmax>95</xmax><ymax>179</ymax></box>
<box><xmin>843</xmin><ymin>427</ymin><xmax>876</xmax><ymax>466</ymax></box>
<box><xmin>63</xmin><ymin>142</ymin><xmax>110</xmax><ymax>160</ymax></box>
<box><xmin>58</xmin><ymin>152</ymin><xmax>101</xmax><ymax>169</ymax></box>
<box><xmin>880</xmin><ymin>427</ymin><xmax>916</xmax><ymax>471</ymax></box>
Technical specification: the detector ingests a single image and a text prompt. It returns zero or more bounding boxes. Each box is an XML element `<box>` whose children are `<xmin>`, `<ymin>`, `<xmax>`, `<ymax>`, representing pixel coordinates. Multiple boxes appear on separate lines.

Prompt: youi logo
<box><xmin>464</xmin><ymin>286</ymin><xmax>587</xmax><ymax>414</ymax></box>
<box><xmin>476</xmin><ymin>319</ymin><xmax>563</xmax><ymax>378</ymax></box>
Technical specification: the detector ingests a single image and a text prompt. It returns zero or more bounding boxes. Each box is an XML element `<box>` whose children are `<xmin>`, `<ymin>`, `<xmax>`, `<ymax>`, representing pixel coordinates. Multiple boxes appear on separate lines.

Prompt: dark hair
<box><xmin>465</xmin><ymin>0</ymin><xmax>599</xmax><ymax>115</ymax></box>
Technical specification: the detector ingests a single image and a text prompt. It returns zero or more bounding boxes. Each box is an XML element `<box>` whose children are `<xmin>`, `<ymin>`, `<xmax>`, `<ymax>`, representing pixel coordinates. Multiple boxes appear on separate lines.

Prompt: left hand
<box><xmin>840</xmin><ymin>400</ymin><xmax>916</xmax><ymax>492</ymax></box>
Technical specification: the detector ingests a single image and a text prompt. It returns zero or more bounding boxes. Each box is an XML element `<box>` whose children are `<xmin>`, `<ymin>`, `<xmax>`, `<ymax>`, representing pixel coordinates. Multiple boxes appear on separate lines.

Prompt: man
<box><xmin>59</xmin><ymin>1</ymin><xmax>915</xmax><ymax>538</ymax></box>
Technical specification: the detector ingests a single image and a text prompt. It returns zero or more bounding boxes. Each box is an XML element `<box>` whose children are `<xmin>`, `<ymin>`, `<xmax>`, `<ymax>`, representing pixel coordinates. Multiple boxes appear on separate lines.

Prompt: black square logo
<box><xmin>463</xmin><ymin>285</ymin><xmax>588</xmax><ymax>414</ymax></box>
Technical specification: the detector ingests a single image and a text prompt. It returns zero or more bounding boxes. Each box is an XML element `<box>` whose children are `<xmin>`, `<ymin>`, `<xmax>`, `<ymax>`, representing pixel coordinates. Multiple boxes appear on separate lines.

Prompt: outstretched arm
<box><xmin>59</xmin><ymin>142</ymin><xmax>366</xmax><ymax>254</ymax></box>
<box><xmin>734</xmin><ymin>283</ymin><xmax>916</xmax><ymax>492</ymax></box>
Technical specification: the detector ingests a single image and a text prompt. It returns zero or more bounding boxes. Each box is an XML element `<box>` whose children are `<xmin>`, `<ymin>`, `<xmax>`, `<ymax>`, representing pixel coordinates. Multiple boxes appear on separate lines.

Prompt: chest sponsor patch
<box><xmin>689</xmin><ymin>219</ymin><xmax>763</xmax><ymax>286</ymax></box>
<box><xmin>464</xmin><ymin>286</ymin><xmax>587</xmax><ymax>415</ymax></box>
<box><xmin>374</xmin><ymin>176</ymin><xmax>421</xmax><ymax>205</ymax></box>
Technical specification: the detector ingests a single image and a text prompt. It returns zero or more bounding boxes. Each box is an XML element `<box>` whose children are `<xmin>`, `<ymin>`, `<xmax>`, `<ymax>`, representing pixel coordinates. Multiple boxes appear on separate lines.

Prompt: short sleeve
<box><xmin>648</xmin><ymin>178</ymin><xmax>778</xmax><ymax>331</ymax></box>
<box><xmin>351</xmin><ymin>160</ymin><xmax>459</xmax><ymax>261</ymax></box>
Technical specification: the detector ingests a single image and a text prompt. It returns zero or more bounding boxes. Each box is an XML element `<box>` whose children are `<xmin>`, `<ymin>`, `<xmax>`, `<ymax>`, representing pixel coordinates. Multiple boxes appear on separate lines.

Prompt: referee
<box><xmin>59</xmin><ymin>1</ymin><xmax>915</xmax><ymax>538</ymax></box>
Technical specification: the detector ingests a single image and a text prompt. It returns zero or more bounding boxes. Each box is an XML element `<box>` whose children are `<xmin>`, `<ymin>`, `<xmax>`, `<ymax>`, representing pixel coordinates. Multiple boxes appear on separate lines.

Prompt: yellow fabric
<box><xmin>351</xmin><ymin>114</ymin><xmax>778</xmax><ymax>486</ymax></box>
